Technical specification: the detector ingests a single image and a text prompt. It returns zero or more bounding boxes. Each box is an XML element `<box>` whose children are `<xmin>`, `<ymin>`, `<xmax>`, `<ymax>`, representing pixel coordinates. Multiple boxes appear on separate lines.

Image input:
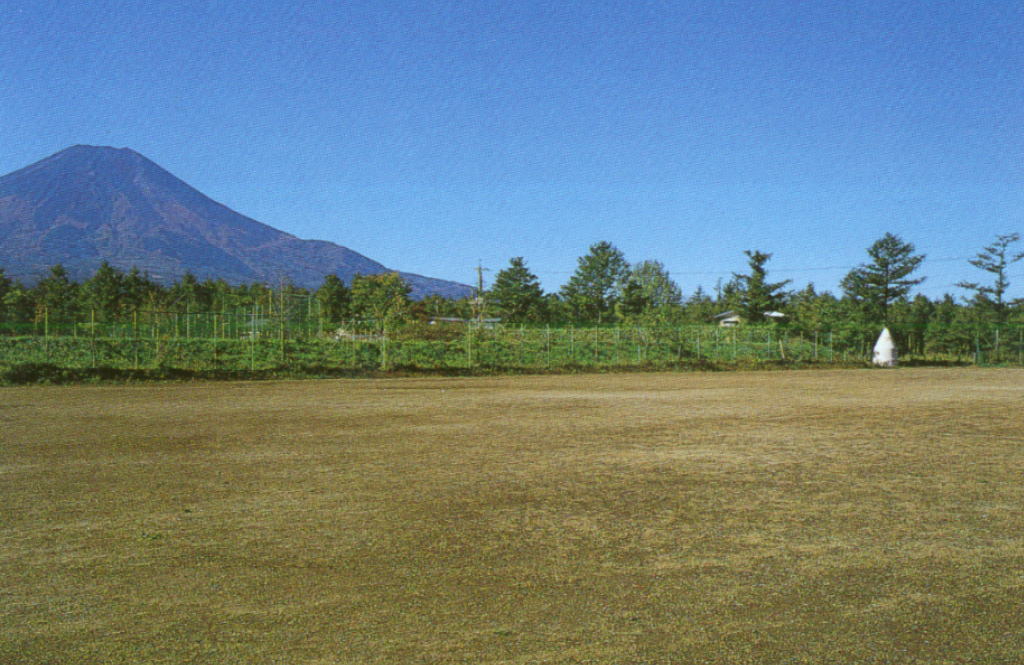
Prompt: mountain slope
<box><xmin>0</xmin><ymin>145</ymin><xmax>472</xmax><ymax>299</ymax></box>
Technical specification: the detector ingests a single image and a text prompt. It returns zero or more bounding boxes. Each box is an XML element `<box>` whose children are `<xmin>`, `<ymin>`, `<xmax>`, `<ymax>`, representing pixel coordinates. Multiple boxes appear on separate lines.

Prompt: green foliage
<box><xmin>788</xmin><ymin>284</ymin><xmax>839</xmax><ymax>334</ymax></box>
<box><xmin>956</xmin><ymin>233</ymin><xmax>1024</xmax><ymax>324</ymax></box>
<box><xmin>81</xmin><ymin>261</ymin><xmax>126</xmax><ymax>321</ymax></box>
<box><xmin>734</xmin><ymin>250</ymin><xmax>790</xmax><ymax>323</ymax></box>
<box><xmin>316</xmin><ymin>274</ymin><xmax>351</xmax><ymax>326</ymax></box>
<box><xmin>3</xmin><ymin>237</ymin><xmax>1024</xmax><ymax>376</ymax></box>
<box><xmin>349</xmin><ymin>272</ymin><xmax>412</xmax><ymax>329</ymax></box>
<box><xmin>33</xmin><ymin>265</ymin><xmax>79</xmax><ymax>322</ymax></box>
<box><xmin>841</xmin><ymin>233</ymin><xmax>925</xmax><ymax>323</ymax></box>
<box><xmin>487</xmin><ymin>257</ymin><xmax>547</xmax><ymax>323</ymax></box>
<box><xmin>682</xmin><ymin>286</ymin><xmax>716</xmax><ymax>324</ymax></box>
<box><xmin>560</xmin><ymin>241</ymin><xmax>630</xmax><ymax>324</ymax></box>
<box><xmin>617</xmin><ymin>260</ymin><xmax>683</xmax><ymax>324</ymax></box>
<box><xmin>1</xmin><ymin>284</ymin><xmax>33</xmax><ymax>323</ymax></box>
<box><xmin>123</xmin><ymin>268</ymin><xmax>161</xmax><ymax>312</ymax></box>
<box><xmin>3</xmin><ymin>315</ymin><xmax>1023</xmax><ymax>384</ymax></box>
<box><xmin>615</xmin><ymin>279</ymin><xmax>648</xmax><ymax>322</ymax></box>
<box><xmin>168</xmin><ymin>271</ymin><xmax>204</xmax><ymax>310</ymax></box>
<box><xmin>0</xmin><ymin>269</ymin><xmax>14</xmax><ymax>321</ymax></box>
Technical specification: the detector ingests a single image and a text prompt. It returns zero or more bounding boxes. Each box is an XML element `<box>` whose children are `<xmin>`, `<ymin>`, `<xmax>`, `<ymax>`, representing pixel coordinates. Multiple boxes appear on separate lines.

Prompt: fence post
<box><xmin>250</xmin><ymin>305</ymin><xmax>256</xmax><ymax>371</ymax></box>
<box><xmin>132</xmin><ymin>310</ymin><xmax>139</xmax><ymax>370</ymax></box>
<box><xmin>279</xmin><ymin>311</ymin><xmax>285</xmax><ymax>364</ymax></box>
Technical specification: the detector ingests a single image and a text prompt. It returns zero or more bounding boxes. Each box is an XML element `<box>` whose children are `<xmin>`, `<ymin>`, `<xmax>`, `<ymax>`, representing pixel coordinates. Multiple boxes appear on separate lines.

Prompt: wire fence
<box><xmin>2</xmin><ymin>309</ymin><xmax>1023</xmax><ymax>371</ymax></box>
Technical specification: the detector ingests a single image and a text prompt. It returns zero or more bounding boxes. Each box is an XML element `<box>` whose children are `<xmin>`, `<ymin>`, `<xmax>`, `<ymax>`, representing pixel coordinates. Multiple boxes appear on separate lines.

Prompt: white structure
<box><xmin>713</xmin><ymin>310</ymin><xmax>787</xmax><ymax>327</ymax></box>
<box><xmin>714</xmin><ymin>311</ymin><xmax>743</xmax><ymax>327</ymax></box>
<box><xmin>872</xmin><ymin>327</ymin><xmax>898</xmax><ymax>367</ymax></box>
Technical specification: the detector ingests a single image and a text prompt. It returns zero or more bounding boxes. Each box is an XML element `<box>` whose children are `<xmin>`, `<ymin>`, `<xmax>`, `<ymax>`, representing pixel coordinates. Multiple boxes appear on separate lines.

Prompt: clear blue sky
<box><xmin>2</xmin><ymin>0</ymin><xmax>1022</xmax><ymax>298</ymax></box>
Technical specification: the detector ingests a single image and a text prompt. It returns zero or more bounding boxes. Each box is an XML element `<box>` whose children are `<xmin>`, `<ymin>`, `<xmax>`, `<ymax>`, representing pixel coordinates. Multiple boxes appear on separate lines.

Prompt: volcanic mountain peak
<box><xmin>0</xmin><ymin>146</ymin><xmax>471</xmax><ymax>299</ymax></box>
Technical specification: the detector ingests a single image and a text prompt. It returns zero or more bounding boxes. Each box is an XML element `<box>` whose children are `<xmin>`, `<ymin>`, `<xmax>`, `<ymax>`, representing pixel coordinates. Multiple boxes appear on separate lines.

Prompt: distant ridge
<box><xmin>0</xmin><ymin>145</ymin><xmax>472</xmax><ymax>299</ymax></box>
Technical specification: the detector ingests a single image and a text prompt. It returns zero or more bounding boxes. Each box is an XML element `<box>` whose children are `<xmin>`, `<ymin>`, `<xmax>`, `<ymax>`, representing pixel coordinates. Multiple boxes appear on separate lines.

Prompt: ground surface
<box><xmin>2</xmin><ymin>369</ymin><xmax>1024</xmax><ymax>664</ymax></box>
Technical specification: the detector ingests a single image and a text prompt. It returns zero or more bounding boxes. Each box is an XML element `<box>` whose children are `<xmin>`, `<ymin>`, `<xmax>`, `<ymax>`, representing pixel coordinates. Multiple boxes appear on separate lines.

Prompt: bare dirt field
<box><xmin>3</xmin><ymin>368</ymin><xmax>1024</xmax><ymax>664</ymax></box>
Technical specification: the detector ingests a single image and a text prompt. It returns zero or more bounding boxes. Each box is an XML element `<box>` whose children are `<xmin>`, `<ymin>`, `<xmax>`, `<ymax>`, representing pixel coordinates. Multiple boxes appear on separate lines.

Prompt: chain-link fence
<box><xmin>2</xmin><ymin>308</ymin><xmax>1022</xmax><ymax>371</ymax></box>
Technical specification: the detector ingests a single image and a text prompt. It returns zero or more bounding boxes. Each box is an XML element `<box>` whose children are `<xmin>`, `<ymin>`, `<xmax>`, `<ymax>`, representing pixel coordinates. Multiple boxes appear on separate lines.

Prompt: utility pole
<box><xmin>473</xmin><ymin>262</ymin><xmax>489</xmax><ymax>324</ymax></box>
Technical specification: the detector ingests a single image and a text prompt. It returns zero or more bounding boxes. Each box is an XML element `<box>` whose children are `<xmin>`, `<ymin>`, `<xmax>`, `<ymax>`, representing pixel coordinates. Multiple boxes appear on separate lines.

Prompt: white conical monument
<box><xmin>872</xmin><ymin>327</ymin><xmax>898</xmax><ymax>367</ymax></box>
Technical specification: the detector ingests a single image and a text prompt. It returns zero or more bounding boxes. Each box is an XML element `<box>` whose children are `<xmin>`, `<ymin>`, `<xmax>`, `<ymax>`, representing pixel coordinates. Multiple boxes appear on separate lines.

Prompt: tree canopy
<box><xmin>560</xmin><ymin>241</ymin><xmax>630</xmax><ymax>324</ymax></box>
<box><xmin>841</xmin><ymin>233</ymin><xmax>925</xmax><ymax>322</ymax></box>
<box><xmin>316</xmin><ymin>274</ymin><xmax>351</xmax><ymax>326</ymax></box>
<box><xmin>956</xmin><ymin>233</ymin><xmax>1024</xmax><ymax>323</ymax></box>
<box><xmin>488</xmin><ymin>257</ymin><xmax>546</xmax><ymax>323</ymax></box>
<box><xmin>349</xmin><ymin>272</ymin><xmax>412</xmax><ymax>329</ymax></box>
<box><xmin>734</xmin><ymin>250</ymin><xmax>790</xmax><ymax>323</ymax></box>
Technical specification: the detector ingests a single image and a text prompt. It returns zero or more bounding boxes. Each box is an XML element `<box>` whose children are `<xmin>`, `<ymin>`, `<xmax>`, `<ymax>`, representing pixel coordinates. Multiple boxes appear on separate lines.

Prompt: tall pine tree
<box><xmin>956</xmin><ymin>233</ymin><xmax>1023</xmax><ymax>324</ymax></box>
<box><xmin>841</xmin><ymin>233</ymin><xmax>925</xmax><ymax>323</ymax></box>
<box><xmin>560</xmin><ymin>241</ymin><xmax>630</xmax><ymax>325</ymax></box>
<box><xmin>488</xmin><ymin>257</ymin><xmax>546</xmax><ymax>323</ymax></box>
<box><xmin>734</xmin><ymin>250</ymin><xmax>790</xmax><ymax>323</ymax></box>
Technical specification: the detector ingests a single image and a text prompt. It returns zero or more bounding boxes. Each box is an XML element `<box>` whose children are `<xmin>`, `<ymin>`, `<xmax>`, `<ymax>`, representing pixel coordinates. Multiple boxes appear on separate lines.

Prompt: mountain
<box><xmin>0</xmin><ymin>145</ymin><xmax>472</xmax><ymax>299</ymax></box>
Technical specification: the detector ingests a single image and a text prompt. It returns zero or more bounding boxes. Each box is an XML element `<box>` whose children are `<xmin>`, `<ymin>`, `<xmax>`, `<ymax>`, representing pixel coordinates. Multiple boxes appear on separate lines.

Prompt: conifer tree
<box><xmin>33</xmin><ymin>264</ymin><xmax>79</xmax><ymax>322</ymax></box>
<box><xmin>123</xmin><ymin>267</ymin><xmax>161</xmax><ymax>312</ymax></box>
<box><xmin>0</xmin><ymin>268</ymin><xmax>11</xmax><ymax>320</ymax></box>
<box><xmin>841</xmin><ymin>233</ymin><xmax>925</xmax><ymax>323</ymax></box>
<box><xmin>488</xmin><ymin>257</ymin><xmax>546</xmax><ymax>323</ymax></box>
<box><xmin>734</xmin><ymin>250</ymin><xmax>790</xmax><ymax>323</ymax></box>
<box><xmin>956</xmin><ymin>233</ymin><xmax>1023</xmax><ymax>323</ymax></box>
<box><xmin>560</xmin><ymin>241</ymin><xmax>630</xmax><ymax>324</ymax></box>
<box><xmin>81</xmin><ymin>261</ymin><xmax>126</xmax><ymax>321</ymax></box>
<box><xmin>316</xmin><ymin>274</ymin><xmax>351</xmax><ymax>326</ymax></box>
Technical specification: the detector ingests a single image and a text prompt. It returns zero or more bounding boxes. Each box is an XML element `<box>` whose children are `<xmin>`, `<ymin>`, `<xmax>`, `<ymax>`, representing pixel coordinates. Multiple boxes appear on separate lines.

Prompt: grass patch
<box><xmin>3</xmin><ymin>369</ymin><xmax>1024</xmax><ymax>663</ymax></box>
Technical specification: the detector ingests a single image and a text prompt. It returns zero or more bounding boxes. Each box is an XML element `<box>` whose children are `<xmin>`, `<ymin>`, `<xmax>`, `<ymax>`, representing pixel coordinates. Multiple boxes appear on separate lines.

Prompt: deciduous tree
<box><xmin>616</xmin><ymin>260</ymin><xmax>682</xmax><ymax>323</ymax></box>
<box><xmin>349</xmin><ymin>272</ymin><xmax>412</xmax><ymax>329</ymax></box>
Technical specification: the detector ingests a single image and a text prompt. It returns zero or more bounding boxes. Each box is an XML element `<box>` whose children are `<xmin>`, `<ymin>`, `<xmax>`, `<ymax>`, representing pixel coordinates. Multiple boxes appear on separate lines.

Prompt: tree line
<box><xmin>2</xmin><ymin>233</ymin><xmax>1023</xmax><ymax>346</ymax></box>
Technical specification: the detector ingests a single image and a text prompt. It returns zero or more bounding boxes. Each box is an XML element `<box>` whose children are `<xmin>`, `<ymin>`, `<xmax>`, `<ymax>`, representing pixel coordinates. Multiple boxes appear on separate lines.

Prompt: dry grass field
<box><xmin>3</xmin><ymin>368</ymin><xmax>1024</xmax><ymax>664</ymax></box>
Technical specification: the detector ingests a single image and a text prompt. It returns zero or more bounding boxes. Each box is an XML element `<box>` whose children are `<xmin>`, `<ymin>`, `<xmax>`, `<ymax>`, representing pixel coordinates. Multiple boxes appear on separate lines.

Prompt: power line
<box><xmin>534</xmin><ymin>256</ymin><xmax>976</xmax><ymax>278</ymax></box>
